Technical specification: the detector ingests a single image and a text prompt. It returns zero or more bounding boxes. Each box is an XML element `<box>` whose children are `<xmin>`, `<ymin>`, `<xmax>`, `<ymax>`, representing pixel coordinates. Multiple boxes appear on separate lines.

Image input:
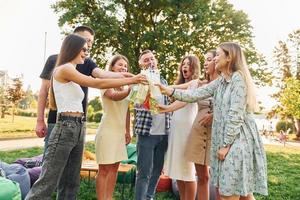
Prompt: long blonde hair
<box><xmin>219</xmin><ymin>42</ymin><xmax>257</xmax><ymax>112</ymax></box>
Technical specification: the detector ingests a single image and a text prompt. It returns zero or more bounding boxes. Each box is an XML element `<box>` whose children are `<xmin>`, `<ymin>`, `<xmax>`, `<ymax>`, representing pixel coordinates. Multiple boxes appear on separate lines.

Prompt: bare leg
<box><xmin>177</xmin><ymin>180</ymin><xmax>186</xmax><ymax>200</ymax></box>
<box><xmin>184</xmin><ymin>181</ymin><xmax>197</xmax><ymax>200</ymax></box>
<box><xmin>221</xmin><ymin>195</ymin><xmax>240</xmax><ymax>200</ymax></box>
<box><xmin>106</xmin><ymin>162</ymin><xmax>120</xmax><ymax>200</ymax></box>
<box><xmin>195</xmin><ymin>164</ymin><xmax>209</xmax><ymax>200</ymax></box>
<box><xmin>216</xmin><ymin>187</ymin><xmax>222</xmax><ymax>200</ymax></box>
<box><xmin>96</xmin><ymin>163</ymin><xmax>120</xmax><ymax>200</ymax></box>
<box><xmin>239</xmin><ymin>194</ymin><xmax>255</xmax><ymax>200</ymax></box>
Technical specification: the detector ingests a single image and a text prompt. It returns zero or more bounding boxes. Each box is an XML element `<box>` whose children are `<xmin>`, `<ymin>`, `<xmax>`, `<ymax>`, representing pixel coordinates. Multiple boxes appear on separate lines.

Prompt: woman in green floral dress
<box><xmin>157</xmin><ymin>42</ymin><xmax>268</xmax><ymax>200</ymax></box>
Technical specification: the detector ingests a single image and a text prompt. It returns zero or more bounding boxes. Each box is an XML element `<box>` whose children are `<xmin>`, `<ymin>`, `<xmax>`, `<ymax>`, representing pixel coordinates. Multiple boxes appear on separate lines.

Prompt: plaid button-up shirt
<box><xmin>134</xmin><ymin>78</ymin><xmax>171</xmax><ymax>136</ymax></box>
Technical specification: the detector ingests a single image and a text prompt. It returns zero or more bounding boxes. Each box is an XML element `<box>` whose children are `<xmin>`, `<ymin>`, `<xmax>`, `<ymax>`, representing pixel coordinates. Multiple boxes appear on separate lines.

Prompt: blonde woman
<box><xmin>157</xmin><ymin>42</ymin><xmax>268</xmax><ymax>200</ymax></box>
<box><xmin>95</xmin><ymin>55</ymin><xmax>132</xmax><ymax>200</ymax></box>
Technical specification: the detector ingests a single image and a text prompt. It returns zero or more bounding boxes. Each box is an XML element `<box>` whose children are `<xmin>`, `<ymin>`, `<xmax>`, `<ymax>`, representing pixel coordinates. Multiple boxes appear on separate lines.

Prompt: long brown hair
<box><xmin>49</xmin><ymin>34</ymin><xmax>87</xmax><ymax>110</ymax></box>
<box><xmin>106</xmin><ymin>54</ymin><xmax>129</xmax><ymax>72</ymax></box>
<box><xmin>174</xmin><ymin>55</ymin><xmax>200</xmax><ymax>85</ymax></box>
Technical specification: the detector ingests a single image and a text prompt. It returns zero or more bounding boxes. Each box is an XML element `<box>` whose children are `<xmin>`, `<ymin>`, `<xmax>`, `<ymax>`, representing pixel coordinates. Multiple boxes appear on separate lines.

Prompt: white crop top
<box><xmin>53</xmin><ymin>78</ymin><xmax>84</xmax><ymax>113</ymax></box>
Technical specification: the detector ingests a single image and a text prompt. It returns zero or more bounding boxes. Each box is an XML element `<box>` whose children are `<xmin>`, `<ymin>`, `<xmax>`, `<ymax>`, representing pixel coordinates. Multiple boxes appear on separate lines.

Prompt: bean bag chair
<box><xmin>0</xmin><ymin>162</ymin><xmax>31</xmax><ymax>200</ymax></box>
<box><xmin>117</xmin><ymin>144</ymin><xmax>137</xmax><ymax>184</ymax></box>
<box><xmin>13</xmin><ymin>155</ymin><xmax>43</xmax><ymax>168</ymax></box>
<box><xmin>171</xmin><ymin>178</ymin><xmax>217</xmax><ymax>200</ymax></box>
<box><xmin>27</xmin><ymin>167</ymin><xmax>42</xmax><ymax>186</ymax></box>
<box><xmin>121</xmin><ymin>143</ymin><xmax>137</xmax><ymax>165</ymax></box>
<box><xmin>156</xmin><ymin>175</ymin><xmax>172</xmax><ymax>192</ymax></box>
<box><xmin>0</xmin><ymin>177</ymin><xmax>22</xmax><ymax>200</ymax></box>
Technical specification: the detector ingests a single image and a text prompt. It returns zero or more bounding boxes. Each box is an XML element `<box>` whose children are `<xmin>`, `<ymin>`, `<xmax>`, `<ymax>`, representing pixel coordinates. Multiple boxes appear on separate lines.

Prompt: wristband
<box><xmin>170</xmin><ymin>88</ymin><xmax>176</xmax><ymax>97</ymax></box>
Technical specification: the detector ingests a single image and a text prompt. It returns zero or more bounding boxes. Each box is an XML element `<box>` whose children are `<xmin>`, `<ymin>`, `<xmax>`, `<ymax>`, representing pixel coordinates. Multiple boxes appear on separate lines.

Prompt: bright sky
<box><xmin>1</xmin><ymin>0</ymin><xmax>300</xmax><ymax>110</ymax></box>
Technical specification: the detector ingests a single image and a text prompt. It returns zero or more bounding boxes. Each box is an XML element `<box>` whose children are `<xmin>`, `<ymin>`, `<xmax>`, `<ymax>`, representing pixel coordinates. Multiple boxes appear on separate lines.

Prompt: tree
<box><xmin>19</xmin><ymin>85</ymin><xmax>36</xmax><ymax>109</ymax></box>
<box><xmin>270</xmin><ymin>29</ymin><xmax>300</xmax><ymax>137</ymax></box>
<box><xmin>52</xmin><ymin>0</ymin><xmax>271</xmax><ymax>84</ymax></box>
<box><xmin>7</xmin><ymin>78</ymin><xmax>25</xmax><ymax>122</ymax></box>
<box><xmin>0</xmin><ymin>86</ymin><xmax>9</xmax><ymax>118</ymax></box>
<box><xmin>278</xmin><ymin>78</ymin><xmax>300</xmax><ymax>137</ymax></box>
<box><xmin>88</xmin><ymin>96</ymin><xmax>102</xmax><ymax>112</ymax></box>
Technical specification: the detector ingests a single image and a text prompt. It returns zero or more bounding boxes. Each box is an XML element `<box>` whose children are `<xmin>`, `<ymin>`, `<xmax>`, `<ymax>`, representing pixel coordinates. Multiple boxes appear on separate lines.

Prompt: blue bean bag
<box><xmin>0</xmin><ymin>162</ymin><xmax>30</xmax><ymax>200</ymax></box>
<box><xmin>0</xmin><ymin>177</ymin><xmax>21</xmax><ymax>200</ymax></box>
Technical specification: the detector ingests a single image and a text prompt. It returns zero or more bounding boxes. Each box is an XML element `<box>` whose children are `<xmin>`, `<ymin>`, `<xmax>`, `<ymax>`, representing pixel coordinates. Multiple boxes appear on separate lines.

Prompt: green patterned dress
<box><xmin>173</xmin><ymin>72</ymin><xmax>268</xmax><ymax>196</ymax></box>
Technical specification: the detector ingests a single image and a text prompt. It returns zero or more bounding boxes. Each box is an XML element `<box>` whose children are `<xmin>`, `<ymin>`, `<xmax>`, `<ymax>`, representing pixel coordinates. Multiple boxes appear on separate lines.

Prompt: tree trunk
<box><xmin>294</xmin><ymin>118</ymin><xmax>300</xmax><ymax>138</ymax></box>
<box><xmin>12</xmin><ymin>105</ymin><xmax>15</xmax><ymax>123</ymax></box>
<box><xmin>1</xmin><ymin>107</ymin><xmax>4</xmax><ymax>118</ymax></box>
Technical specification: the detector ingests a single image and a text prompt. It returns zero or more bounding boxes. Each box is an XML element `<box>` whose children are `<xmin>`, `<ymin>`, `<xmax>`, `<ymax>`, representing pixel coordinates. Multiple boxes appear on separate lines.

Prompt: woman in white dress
<box><xmin>95</xmin><ymin>55</ymin><xmax>132</xmax><ymax>200</ymax></box>
<box><xmin>162</xmin><ymin>55</ymin><xmax>199</xmax><ymax>200</ymax></box>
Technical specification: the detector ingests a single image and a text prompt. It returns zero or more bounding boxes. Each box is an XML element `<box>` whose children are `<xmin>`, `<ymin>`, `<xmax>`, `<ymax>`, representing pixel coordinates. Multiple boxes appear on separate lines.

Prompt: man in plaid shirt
<box><xmin>134</xmin><ymin>50</ymin><xmax>171</xmax><ymax>200</ymax></box>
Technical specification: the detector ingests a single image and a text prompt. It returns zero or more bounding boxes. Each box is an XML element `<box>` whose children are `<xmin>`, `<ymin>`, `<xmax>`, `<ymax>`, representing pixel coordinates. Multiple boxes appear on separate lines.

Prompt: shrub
<box><xmin>276</xmin><ymin>120</ymin><xmax>294</xmax><ymax>133</ymax></box>
<box><xmin>87</xmin><ymin>105</ymin><xmax>94</xmax><ymax>122</ymax></box>
<box><xmin>15</xmin><ymin>109</ymin><xmax>37</xmax><ymax>117</ymax></box>
<box><xmin>93</xmin><ymin>111</ymin><xmax>103</xmax><ymax>123</ymax></box>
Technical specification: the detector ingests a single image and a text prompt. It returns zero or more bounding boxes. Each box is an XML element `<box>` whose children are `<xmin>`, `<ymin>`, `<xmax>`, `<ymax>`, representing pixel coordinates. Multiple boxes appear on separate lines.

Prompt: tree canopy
<box><xmin>52</xmin><ymin>0</ymin><xmax>270</xmax><ymax>83</ymax></box>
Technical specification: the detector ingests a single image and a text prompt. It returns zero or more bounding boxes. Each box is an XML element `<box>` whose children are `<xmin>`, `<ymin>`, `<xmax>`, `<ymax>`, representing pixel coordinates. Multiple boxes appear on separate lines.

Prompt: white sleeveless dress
<box><xmin>164</xmin><ymin>83</ymin><xmax>198</xmax><ymax>181</ymax></box>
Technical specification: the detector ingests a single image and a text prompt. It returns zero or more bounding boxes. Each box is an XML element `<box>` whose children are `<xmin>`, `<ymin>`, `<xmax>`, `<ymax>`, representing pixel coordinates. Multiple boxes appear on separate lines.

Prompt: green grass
<box><xmin>1</xmin><ymin>144</ymin><xmax>299</xmax><ymax>199</ymax></box>
<box><xmin>0</xmin><ymin>115</ymin><xmax>97</xmax><ymax>139</ymax></box>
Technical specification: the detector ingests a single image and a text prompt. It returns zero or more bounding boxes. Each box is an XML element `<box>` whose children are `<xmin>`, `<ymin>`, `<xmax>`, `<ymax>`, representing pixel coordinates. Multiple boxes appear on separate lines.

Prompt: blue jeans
<box><xmin>25</xmin><ymin>116</ymin><xmax>86</xmax><ymax>200</ymax></box>
<box><xmin>42</xmin><ymin>123</ymin><xmax>55</xmax><ymax>161</ymax></box>
<box><xmin>135</xmin><ymin>134</ymin><xmax>168</xmax><ymax>200</ymax></box>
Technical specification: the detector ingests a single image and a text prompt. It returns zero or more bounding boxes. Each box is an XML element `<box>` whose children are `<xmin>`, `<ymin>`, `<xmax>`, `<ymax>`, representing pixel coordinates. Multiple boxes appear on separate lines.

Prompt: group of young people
<box><xmin>26</xmin><ymin>25</ymin><xmax>268</xmax><ymax>200</ymax></box>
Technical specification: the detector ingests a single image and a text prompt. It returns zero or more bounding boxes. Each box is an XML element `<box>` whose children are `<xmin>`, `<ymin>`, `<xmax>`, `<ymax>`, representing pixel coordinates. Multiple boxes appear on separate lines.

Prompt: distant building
<box><xmin>0</xmin><ymin>70</ymin><xmax>10</xmax><ymax>87</ymax></box>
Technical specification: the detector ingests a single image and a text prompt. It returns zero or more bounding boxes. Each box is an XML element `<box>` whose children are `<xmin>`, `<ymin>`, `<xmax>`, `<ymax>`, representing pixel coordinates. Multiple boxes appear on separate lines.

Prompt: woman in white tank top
<box><xmin>26</xmin><ymin>34</ymin><xmax>147</xmax><ymax>200</ymax></box>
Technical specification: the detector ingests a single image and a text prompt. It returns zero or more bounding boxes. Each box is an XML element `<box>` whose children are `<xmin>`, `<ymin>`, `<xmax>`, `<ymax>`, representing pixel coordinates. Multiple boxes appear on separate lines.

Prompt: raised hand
<box><xmin>158</xmin><ymin>104</ymin><xmax>170</xmax><ymax>113</ymax></box>
<box><xmin>154</xmin><ymin>83</ymin><xmax>174</xmax><ymax>96</ymax></box>
<box><xmin>133</xmin><ymin>74</ymin><xmax>148</xmax><ymax>84</ymax></box>
<box><xmin>121</xmin><ymin>72</ymin><xmax>134</xmax><ymax>77</ymax></box>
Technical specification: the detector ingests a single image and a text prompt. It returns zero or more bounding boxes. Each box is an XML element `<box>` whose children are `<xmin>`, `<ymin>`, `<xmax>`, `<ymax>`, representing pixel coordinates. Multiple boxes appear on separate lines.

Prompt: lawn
<box><xmin>1</xmin><ymin>143</ymin><xmax>300</xmax><ymax>199</ymax></box>
<box><xmin>0</xmin><ymin>115</ymin><xmax>98</xmax><ymax>140</ymax></box>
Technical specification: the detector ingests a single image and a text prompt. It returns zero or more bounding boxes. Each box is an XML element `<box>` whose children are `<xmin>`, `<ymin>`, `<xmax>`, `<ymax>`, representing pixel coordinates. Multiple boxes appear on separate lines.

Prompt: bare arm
<box><xmin>125</xmin><ymin>108</ymin><xmax>131</xmax><ymax>144</ymax></box>
<box><xmin>92</xmin><ymin>68</ymin><xmax>134</xmax><ymax>79</ymax></box>
<box><xmin>103</xmin><ymin>87</ymin><xmax>130</xmax><ymax>101</ymax></box>
<box><xmin>35</xmin><ymin>79</ymin><xmax>50</xmax><ymax>138</ymax></box>
<box><xmin>56</xmin><ymin>65</ymin><xmax>146</xmax><ymax>89</ymax></box>
<box><xmin>159</xmin><ymin>100</ymin><xmax>187</xmax><ymax>113</ymax></box>
<box><xmin>170</xmin><ymin>81</ymin><xmax>192</xmax><ymax>89</ymax></box>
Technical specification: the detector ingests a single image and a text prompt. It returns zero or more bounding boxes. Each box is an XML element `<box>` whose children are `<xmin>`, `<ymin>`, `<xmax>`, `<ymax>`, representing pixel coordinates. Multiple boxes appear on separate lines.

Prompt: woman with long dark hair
<box><xmin>25</xmin><ymin>34</ymin><xmax>146</xmax><ymax>200</ymax></box>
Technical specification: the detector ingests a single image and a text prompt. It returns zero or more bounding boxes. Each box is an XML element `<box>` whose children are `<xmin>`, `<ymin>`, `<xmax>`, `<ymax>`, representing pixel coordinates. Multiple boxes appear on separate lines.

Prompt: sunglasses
<box><xmin>82</xmin><ymin>47</ymin><xmax>89</xmax><ymax>53</ymax></box>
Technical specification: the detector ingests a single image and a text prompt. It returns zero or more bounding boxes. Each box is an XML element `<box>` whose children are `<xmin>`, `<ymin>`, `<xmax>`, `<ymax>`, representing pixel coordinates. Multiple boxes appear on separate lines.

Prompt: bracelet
<box><xmin>170</xmin><ymin>88</ymin><xmax>176</xmax><ymax>97</ymax></box>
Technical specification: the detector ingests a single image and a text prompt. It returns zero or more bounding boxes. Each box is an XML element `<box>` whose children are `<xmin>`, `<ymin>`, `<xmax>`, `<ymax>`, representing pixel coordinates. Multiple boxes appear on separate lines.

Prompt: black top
<box><xmin>40</xmin><ymin>54</ymin><xmax>98</xmax><ymax>124</ymax></box>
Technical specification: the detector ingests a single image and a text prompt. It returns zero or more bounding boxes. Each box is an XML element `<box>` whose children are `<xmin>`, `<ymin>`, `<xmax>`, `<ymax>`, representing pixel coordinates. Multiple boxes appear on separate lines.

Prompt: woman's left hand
<box><xmin>217</xmin><ymin>146</ymin><xmax>230</xmax><ymax>161</ymax></box>
<box><xmin>125</xmin><ymin>133</ymin><xmax>131</xmax><ymax>145</ymax></box>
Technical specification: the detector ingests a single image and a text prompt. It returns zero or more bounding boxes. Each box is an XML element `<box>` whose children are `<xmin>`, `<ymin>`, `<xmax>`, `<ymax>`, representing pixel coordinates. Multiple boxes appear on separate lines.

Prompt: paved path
<box><xmin>261</xmin><ymin>136</ymin><xmax>300</xmax><ymax>147</ymax></box>
<box><xmin>1</xmin><ymin>134</ymin><xmax>299</xmax><ymax>151</ymax></box>
<box><xmin>0</xmin><ymin>134</ymin><xmax>96</xmax><ymax>151</ymax></box>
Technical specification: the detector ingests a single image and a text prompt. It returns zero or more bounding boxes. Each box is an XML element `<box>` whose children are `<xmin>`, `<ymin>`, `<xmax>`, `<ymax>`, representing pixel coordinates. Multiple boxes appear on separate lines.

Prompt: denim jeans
<box><xmin>25</xmin><ymin>117</ymin><xmax>86</xmax><ymax>200</ymax></box>
<box><xmin>135</xmin><ymin>134</ymin><xmax>168</xmax><ymax>200</ymax></box>
<box><xmin>42</xmin><ymin>123</ymin><xmax>55</xmax><ymax>161</ymax></box>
